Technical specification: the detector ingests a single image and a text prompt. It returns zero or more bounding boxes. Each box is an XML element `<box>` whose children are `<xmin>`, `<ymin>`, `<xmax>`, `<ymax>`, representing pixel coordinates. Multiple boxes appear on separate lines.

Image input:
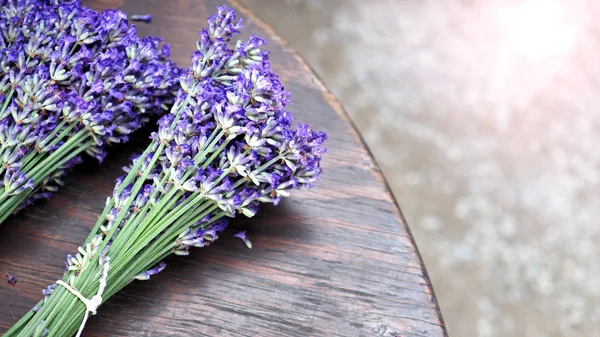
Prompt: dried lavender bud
<box><xmin>234</xmin><ymin>230</ymin><xmax>252</xmax><ymax>249</ymax></box>
<box><xmin>6</xmin><ymin>272</ymin><xmax>17</xmax><ymax>285</ymax></box>
<box><xmin>129</xmin><ymin>14</ymin><xmax>152</xmax><ymax>23</ymax></box>
<box><xmin>134</xmin><ymin>262</ymin><xmax>166</xmax><ymax>281</ymax></box>
<box><xmin>0</xmin><ymin>0</ymin><xmax>183</xmax><ymax>225</ymax></box>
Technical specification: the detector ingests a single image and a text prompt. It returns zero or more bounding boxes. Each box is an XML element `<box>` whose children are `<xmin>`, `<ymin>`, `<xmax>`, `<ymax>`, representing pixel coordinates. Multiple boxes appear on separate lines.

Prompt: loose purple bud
<box><xmin>234</xmin><ymin>231</ymin><xmax>253</xmax><ymax>249</ymax></box>
<box><xmin>130</xmin><ymin>14</ymin><xmax>152</xmax><ymax>23</ymax></box>
<box><xmin>6</xmin><ymin>273</ymin><xmax>17</xmax><ymax>285</ymax></box>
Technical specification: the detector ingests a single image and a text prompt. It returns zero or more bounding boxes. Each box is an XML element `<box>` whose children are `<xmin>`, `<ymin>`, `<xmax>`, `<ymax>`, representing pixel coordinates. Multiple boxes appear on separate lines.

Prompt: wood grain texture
<box><xmin>0</xmin><ymin>1</ymin><xmax>446</xmax><ymax>336</ymax></box>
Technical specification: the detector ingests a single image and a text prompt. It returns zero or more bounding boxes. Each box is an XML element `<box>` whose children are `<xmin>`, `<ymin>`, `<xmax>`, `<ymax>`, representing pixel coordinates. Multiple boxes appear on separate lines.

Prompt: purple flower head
<box><xmin>160</xmin><ymin>44</ymin><xmax>171</xmax><ymax>58</ymax></box>
<box><xmin>0</xmin><ymin>0</ymin><xmax>183</xmax><ymax>217</ymax></box>
<box><xmin>32</xmin><ymin>191</ymin><xmax>52</xmax><ymax>200</ymax></box>
<box><xmin>202</xmin><ymin>227</ymin><xmax>219</xmax><ymax>242</ymax></box>
<box><xmin>3</xmin><ymin>169</ymin><xmax>34</xmax><ymax>195</ymax></box>
<box><xmin>208</xmin><ymin>6</ymin><xmax>243</xmax><ymax>42</ymax></box>
<box><xmin>133</xmin><ymin>184</ymin><xmax>153</xmax><ymax>210</ymax></box>
<box><xmin>99</xmin><ymin>9</ymin><xmax>129</xmax><ymax>41</ymax></box>
<box><xmin>211</xmin><ymin>219</ymin><xmax>229</xmax><ymax>232</ymax></box>
<box><xmin>138</xmin><ymin>7</ymin><xmax>325</xmax><ymax>225</ymax></box>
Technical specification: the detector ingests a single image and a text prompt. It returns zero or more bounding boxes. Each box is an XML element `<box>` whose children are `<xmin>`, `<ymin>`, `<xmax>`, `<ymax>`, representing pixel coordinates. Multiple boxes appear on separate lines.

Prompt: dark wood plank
<box><xmin>0</xmin><ymin>0</ymin><xmax>446</xmax><ymax>336</ymax></box>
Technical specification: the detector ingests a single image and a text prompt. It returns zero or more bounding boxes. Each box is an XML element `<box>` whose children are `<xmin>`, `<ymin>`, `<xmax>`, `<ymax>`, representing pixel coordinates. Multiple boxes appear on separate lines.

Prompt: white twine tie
<box><xmin>56</xmin><ymin>258</ymin><xmax>110</xmax><ymax>337</ymax></box>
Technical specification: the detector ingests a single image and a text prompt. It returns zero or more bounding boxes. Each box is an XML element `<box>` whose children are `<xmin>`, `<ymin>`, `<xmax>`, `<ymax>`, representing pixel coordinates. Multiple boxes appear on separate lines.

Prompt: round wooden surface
<box><xmin>0</xmin><ymin>1</ymin><xmax>446</xmax><ymax>336</ymax></box>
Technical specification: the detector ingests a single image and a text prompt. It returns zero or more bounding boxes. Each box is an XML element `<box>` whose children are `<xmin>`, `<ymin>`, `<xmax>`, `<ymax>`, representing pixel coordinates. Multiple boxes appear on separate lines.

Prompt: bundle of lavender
<box><xmin>5</xmin><ymin>6</ymin><xmax>326</xmax><ymax>337</ymax></box>
<box><xmin>0</xmin><ymin>0</ymin><xmax>181</xmax><ymax>224</ymax></box>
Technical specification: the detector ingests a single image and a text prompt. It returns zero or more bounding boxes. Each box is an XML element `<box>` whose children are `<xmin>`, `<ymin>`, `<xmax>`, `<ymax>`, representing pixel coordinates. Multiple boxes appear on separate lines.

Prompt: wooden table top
<box><xmin>0</xmin><ymin>0</ymin><xmax>446</xmax><ymax>336</ymax></box>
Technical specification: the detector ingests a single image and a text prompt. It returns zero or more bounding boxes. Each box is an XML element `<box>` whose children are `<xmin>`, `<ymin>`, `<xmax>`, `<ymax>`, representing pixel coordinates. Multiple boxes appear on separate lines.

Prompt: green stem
<box><xmin>107</xmin><ymin>208</ymin><xmax>224</xmax><ymax>297</ymax></box>
<box><xmin>83</xmin><ymin>143</ymin><xmax>156</xmax><ymax>243</ymax></box>
<box><xmin>0</xmin><ymin>88</ymin><xmax>14</xmax><ymax>116</ymax></box>
<box><xmin>76</xmin><ymin>143</ymin><xmax>166</xmax><ymax>292</ymax></box>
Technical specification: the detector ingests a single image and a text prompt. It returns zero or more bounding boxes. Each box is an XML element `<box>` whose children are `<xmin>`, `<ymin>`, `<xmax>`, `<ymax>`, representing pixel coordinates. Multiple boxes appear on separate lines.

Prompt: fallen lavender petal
<box><xmin>5</xmin><ymin>273</ymin><xmax>17</xmax><ymax>285</ymax></box>
<box><xmin>130</xmin><ymin>14</ymin><xmax>152</xmax><ymax>23</ymax></box>
<box><xmin>234</xmin><ymin>231</ymin><xmax>253</xmax><ymax>249</ymax></box>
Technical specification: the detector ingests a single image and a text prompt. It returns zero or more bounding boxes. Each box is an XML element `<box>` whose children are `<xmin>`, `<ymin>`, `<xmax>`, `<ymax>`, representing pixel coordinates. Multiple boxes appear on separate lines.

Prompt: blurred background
<box><xmin>239</xmin><ymin>0</ymin><xmax>600</xmax><ymax>336</ymax></box>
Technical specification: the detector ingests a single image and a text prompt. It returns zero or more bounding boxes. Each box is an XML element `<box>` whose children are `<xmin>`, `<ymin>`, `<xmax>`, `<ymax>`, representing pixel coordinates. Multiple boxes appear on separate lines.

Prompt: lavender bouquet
<box><xmin>4</xmin><ymin>7</ymin><xmax>326</xmax><ymax>337</ymax></box>
<box><xmin>0</xmin><ymin>0</ymin><xmax>181</xmax><ymax>224</ymax></box>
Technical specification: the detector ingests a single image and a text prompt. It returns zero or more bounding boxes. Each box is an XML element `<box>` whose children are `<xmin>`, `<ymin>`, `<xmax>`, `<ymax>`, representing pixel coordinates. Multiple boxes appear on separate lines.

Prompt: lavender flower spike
<box><xmin>0</xmin><ymin>0</ymin><xmax>182</xmax><ymax>225</ymax></box>
<box><xmin>6</xmin><ymin>7</ymin><xmax>326</xmax><ymax>337</ymax></box>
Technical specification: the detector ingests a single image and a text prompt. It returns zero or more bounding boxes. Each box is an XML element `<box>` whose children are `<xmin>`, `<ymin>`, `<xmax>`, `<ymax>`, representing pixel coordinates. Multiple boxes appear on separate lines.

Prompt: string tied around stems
<box><xmin>55</xmin><ymin>257</ymin><xmax>110</xmax><ymax>337</ymax></box>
